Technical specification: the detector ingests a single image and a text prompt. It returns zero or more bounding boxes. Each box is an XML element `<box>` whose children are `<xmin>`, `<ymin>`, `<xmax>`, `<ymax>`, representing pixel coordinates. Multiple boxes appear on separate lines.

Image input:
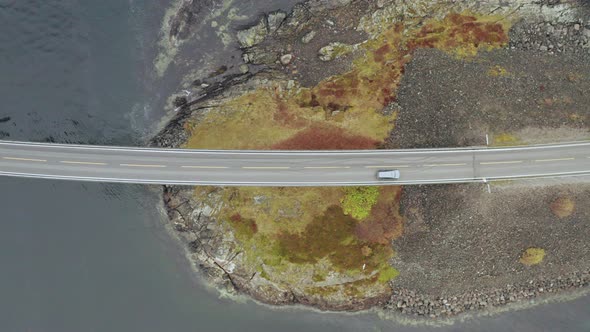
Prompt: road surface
<box><xmin>0</xmin><ymin>140</ymin><xmax>589</xmax><ymax>186</ymax></box>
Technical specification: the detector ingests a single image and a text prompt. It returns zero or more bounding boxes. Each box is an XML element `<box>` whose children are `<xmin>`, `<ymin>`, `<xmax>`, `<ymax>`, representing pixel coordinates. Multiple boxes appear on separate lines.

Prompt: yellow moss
<box><xmin>493</xmin><ymin>133</ymin><xmax>521</xmax><ymax>146</ymax></box>
<box><xmin>219</xmin><ymin>187</ymin><xmax>344</xmax><ymax>235</ymax></box>
<box><xmin>551</xmin><ymin>196</ymin><xmax>575</xmax><ymax>218</ymax></box>
<box><xmin>184</xmin><ymin>88</ymin><xmax>310</xmax><ymax>149</ymax></box>
<box><xmin>567</xmin><ymin>73</ymin><xmax>582</xmax><ymax>82</ymax></box>
<box><xmin>312</xmin><ymin>272</ymin><xmax>327</xmax><ymax>282</ymax></box>
<box><xmin>488</xmin><ymin>65</ymin><xmax>510</xmax><ymax>77</ymax></box>
<box><xmin>184</xmin><ymin>83</ymin><xmax>394</xmax><ymax>149</ymax></box>
<box><xmin>569</xmin><ymin>113</ymin><xmax>586</xmax><ymax>122</ymax></box>
<box><xmin>520</xmin><ymin>248</ymin><xmax>546</xmax><ymax>266</ymax></box>
<box><xmin>378</xmin><ymin>266</ymin><xmax>399</xmax><ymax>283</ymax></box>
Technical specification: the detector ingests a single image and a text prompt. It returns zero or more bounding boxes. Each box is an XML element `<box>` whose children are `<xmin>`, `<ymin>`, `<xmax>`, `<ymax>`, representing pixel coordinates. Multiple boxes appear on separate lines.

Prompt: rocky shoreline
<box><xmin>387</xmin><ymin>271</ymin><xmax>590</xmax><ymax>318</ymax></box>
<box><xmin>151</xmin><ymin>0</ymin><xmax>590</xmax><ymax>320</ymax></box>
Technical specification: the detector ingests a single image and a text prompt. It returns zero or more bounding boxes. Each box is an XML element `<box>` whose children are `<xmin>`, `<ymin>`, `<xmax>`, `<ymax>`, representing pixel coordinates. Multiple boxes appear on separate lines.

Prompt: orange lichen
<box><xmin>407</xmin><ymin>12</ymin><xmax>510</xmax><ymax>57</ymax></box>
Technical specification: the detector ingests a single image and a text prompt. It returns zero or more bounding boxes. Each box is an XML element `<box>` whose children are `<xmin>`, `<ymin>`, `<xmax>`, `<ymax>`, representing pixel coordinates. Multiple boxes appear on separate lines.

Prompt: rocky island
<box><xmin>150</xmin><ymin>0</ymin><xmax>590</xmax><ymax>320</ymax></box>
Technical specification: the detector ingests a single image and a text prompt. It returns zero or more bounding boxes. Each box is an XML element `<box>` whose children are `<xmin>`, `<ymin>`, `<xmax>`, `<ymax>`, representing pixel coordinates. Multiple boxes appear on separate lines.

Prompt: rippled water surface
<box><xmin>0</xmin><ymin>1</ymin><xmax>588</xmax><ymax>331</ymax></box>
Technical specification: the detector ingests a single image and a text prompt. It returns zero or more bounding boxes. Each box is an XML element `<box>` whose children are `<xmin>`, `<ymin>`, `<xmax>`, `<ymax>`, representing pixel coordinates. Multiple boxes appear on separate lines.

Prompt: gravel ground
<box><xmin>387</xmin><ymin>183</ymin><xmax>590</xmax><ymax>318</ymax></box>
<box><xmin>388</xmin><ymin>47</ymin><xmax>590</xmax><ymax>149</ymax></box>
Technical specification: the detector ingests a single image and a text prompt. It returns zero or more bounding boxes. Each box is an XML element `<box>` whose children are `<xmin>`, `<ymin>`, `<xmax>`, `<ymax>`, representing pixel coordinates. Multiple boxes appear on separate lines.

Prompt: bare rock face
<box><xmin>236</xmin><ymin>17</ymin><xmax>269</xmax><ymax>48</ymax></box>
<box><xmin>267</xmin><ymin>10</ymin><xmax>287</xmax><ymax>33</ymax></box>
<box><xmin>169</xmin><ymin>0</ymin><xmax>215</xmax><ymax>42</ymax></box>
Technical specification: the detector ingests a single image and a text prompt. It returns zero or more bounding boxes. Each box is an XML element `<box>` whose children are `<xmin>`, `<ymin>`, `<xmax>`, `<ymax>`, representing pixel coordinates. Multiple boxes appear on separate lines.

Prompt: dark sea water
<box><xmin>0</xmin><ymin>1</ymin><xmax>588</xmax><ymax>331</ymax></box>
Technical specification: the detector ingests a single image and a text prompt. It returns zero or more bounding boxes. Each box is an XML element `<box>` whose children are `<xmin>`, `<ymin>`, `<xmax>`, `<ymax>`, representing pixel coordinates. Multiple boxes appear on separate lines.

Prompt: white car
<box><xmin>377</xmin><ymin>169</ymin><xmax>400</xmax><ymax>180</ymax></box>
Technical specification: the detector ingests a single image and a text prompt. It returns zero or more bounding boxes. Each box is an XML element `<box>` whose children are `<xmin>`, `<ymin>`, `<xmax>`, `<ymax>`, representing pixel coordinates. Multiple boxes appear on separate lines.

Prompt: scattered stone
<box><xmin>510</xmin><ymin>20</ymin><xmax>590</xmax><ymax>54</ymax></box>
<box><xmin>280</xmin><ymin>54</ymin><xmax>294</xmax><ymax>65</ymax></box>
<box><xmin>242</xmin><ymin>49</ymin><xmax>280</xmax><ymax>64</ymax></box>
<box><xmin>287</xmin><ymin>80</ymin><xmax>295</xmax><ymax>90</ymax></box>
<box><xmin>386</xmin><ymin>270</ymin><xmax>590</xmax><ymax>317</ymax></box>
<box><xmin>239</xmin><ymin>64</ymin><xmax>250</xmax><ymax>74</ymax></box>
<box><xmin>301</xmin><ymin>30</ymin><xmax>317</xmax><ymax>44</ymax></box>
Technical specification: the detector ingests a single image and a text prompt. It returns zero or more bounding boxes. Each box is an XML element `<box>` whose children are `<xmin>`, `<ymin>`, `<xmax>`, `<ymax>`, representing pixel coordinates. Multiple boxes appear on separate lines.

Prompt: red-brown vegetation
<box><xmin>355</xmin><ymin>187</ymin><xmax>404</xmax><ymax>244</ymax></box>
<box><xmin>271</xmin><ymin>125</ymin><xmax>379</xmax><ymax>150</ymax></box>
<box><xmin>272</xmin><ymin>88</ymin><xmax>308</xmax><ymax>128</ymax></box>
<box><xmin>277</xmin><ymin>205</ymin><xmax>394</xmax><ymax>273</ymax></box>
<box><xmin>229</xmin><ymin>213</ymin><xmax>258</xmax><ymax>239</ymax></box>
<box><xmin>407</xmin><ymin>13</ymin><xmax>508</xmax><ymax>53</ymax></box>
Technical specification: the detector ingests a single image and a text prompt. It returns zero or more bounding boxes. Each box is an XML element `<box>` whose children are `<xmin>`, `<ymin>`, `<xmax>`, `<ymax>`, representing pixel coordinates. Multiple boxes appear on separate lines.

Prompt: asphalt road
<box><xmin>0</xmin><ymin>140</ymin><xmax>590</xmax><ymax>186</ymax></box>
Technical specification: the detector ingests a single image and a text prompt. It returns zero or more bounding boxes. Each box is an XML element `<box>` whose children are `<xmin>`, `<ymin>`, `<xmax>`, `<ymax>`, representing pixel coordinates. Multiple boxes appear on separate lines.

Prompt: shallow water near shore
<box><xmin>0</xmin><ymin>0</ymin><xmax>588</xmax><ymax>331</ymax></box>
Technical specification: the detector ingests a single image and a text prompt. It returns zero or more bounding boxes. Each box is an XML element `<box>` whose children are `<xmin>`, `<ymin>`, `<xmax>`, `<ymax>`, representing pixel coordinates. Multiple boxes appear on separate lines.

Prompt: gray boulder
<box><xmin>237</xmin><ymin>17</ymin><xmax>268</xmax><ymax>48</ymax></box>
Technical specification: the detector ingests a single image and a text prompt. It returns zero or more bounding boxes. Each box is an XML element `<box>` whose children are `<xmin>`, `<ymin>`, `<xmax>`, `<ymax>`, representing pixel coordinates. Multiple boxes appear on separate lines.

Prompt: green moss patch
<box><xmin>378</xmin><ymin>266</ymin><xmax>400</xmax><ymax>283</ymax></box>
<box><xmin>341</xmin><ymin>187</ymin><xmax>380</xmax><ymax>220</ymax></box>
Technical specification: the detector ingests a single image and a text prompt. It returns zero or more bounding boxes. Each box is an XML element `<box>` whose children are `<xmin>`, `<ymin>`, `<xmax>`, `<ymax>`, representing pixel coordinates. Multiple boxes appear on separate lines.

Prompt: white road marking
<box><xmin>60</xmin><ymin>161</ymin><xmax>107</xmax><ymax>166</ymax></box>
<box><xmin>120</xmin><ymin>164</ymin><xmax>167</xmax><ymax>168</ymax></box>
<box><xmin>424</xmin><ymin>163</ymin><xmax>467</xmax><ymax>167</ymax></box>
<box><xmin>480</xmin><ymin>160</ymin><xmax>523</xmax><ymax>165</ymax></box>
<box><xmin>242</xmin><ymin>166</ymin><xmax>291</xmax><ymax>170</ymax></box>
<box><xmin>364</xmin><ymin>165</ymin><xmax>410</xmax><ymax>168</ymax></box>
<box><xmin>304</xmin><ymin>166</ymin><xmax>351</xmax><ymax>169</ymax></box>
<box><xmin>3</xmin><ymin>157</ymin><xmax>47</xmax><ymax>162</ymax></box>
<box><xmin>534</xmin><ymin>157</ymin><xmax>575</xmax><ymax>162</ymax></box>
<box><xmin>181</xmin><ymin>165</ymin><xmax>229</xmax><ymax>169</ymax></box>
